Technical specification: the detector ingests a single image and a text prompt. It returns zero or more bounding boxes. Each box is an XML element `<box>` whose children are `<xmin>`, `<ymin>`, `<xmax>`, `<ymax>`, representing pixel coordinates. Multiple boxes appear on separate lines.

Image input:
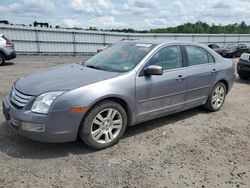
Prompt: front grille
<box><xmin>10</xmin><ymin>87</ymin><xmax>32</xmax><ymax>108</ymax></box>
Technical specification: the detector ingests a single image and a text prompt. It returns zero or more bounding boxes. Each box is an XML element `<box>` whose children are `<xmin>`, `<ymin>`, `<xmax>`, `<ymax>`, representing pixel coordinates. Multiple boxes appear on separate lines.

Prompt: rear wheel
<box><xmin>0</xmin><ymin>54</ymin><xmax>5</xmax><ymax>65</ymax></box>
<box><xmin>79</xmin><ymin>100</ymin><xmax>127</xmax><ymax>150</ymax></box>
<box><xmin>204</xmin><ymin>82</ymin><xmax>226</xmax><ymax>112</ymax></box>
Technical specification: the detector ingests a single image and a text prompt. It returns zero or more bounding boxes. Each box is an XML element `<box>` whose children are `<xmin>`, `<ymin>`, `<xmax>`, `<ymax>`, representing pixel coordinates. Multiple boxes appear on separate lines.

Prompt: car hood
<box><xmin>15</xmin><ymin>64</ymin><xmax>119</xmax><ymax>96</ymax></box>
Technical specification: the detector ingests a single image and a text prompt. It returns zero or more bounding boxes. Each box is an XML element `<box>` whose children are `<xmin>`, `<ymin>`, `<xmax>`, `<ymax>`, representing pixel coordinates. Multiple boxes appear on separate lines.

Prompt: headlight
<box><xmin>31</xmin><ymin>91</ymin><xmax>65</xmax><ymax>114</ymax></box>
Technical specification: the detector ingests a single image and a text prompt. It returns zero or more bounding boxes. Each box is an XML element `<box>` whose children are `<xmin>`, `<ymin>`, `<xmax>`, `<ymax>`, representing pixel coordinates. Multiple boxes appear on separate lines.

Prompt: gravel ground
<box><xmin>0</xmin><ymin>56</ymin><xmax>249</xmax><ymax>188</ymax></box>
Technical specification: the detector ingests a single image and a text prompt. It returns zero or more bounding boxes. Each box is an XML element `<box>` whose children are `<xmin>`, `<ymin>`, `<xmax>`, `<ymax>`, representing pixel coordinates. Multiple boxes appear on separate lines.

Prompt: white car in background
<box><xmin>0</xmin><ymin>34</ymin><xmax>16</xmax><ymax>65</ymax></box>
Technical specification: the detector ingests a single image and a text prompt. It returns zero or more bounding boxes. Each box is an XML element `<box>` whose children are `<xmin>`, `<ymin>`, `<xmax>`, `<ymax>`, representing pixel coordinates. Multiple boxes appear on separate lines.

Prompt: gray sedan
<box><xmin>2</xmin><ymin>41</ymin><xmax>235</xmax><ymax>149</ymax></box>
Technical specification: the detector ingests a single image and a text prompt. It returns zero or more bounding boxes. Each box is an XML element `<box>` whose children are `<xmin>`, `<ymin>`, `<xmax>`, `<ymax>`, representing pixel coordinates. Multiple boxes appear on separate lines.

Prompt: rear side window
<box><xmin>185</xmin><ymin>46</ymin><xmax>214</xmax><ymax>66</ymax></box>
<box><xmin>147</xmin><ymin>46</ymin><xmax>182</xmax><ymax>70</ymax></box>
<box><xmin>2</xmin><ymin>35</ymin><xmax>9</xmax><ymax>41</ymax></box>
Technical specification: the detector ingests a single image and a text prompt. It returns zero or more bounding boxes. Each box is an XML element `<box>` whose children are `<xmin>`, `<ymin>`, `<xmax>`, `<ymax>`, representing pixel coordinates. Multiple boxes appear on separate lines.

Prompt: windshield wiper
<box><xmin>85</xmin><ymin>65</ymin><xmax>104</xmax><ymax>70</ymax></box>
<box><xmin>85</xmin><ymin>65</ymin><xmax>120</xmax><ymax>73</ymax></box>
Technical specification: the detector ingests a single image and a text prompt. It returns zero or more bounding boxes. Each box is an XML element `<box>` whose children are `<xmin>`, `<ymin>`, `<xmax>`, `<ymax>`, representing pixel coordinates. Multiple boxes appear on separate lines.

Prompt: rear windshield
<box><xmin>2</xmin><ymin>35</ymin><xmax>10</xmax><ymax>41</ymax></box>
<box><xmin>224</xmin><ymin>44</ymin><xmax>236</xmax><ymax>49</ymax></box>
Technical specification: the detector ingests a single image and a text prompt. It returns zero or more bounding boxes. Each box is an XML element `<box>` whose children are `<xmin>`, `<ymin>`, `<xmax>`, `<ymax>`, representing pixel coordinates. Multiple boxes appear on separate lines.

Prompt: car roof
<box><xmin>122</xmin><ymin>40</ymin><xmax>224</xmax><ymax>60</ymax></box>
<box><xmin>122</xmin><ymin>40</ymin><xmax>209</xmax><ymax>48</ymax></box>
<box><xmin>123</xmin><ymin>39</ymin><xmax>198</xmax><ymax>45</ymax></box>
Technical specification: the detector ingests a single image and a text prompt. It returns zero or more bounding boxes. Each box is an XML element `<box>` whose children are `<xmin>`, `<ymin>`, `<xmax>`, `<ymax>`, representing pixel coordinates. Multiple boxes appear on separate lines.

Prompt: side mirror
<box><xmin>144</xmin><ymin>65</ymin><xmax>163</xmax><ymax>76</ymax></box>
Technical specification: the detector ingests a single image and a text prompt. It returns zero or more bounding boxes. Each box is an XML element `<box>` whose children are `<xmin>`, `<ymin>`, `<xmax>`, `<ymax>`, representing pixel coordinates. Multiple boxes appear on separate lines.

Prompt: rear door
<box><xmin>135</xmin><ymin>45</ymin><xmax>188</xmax><ymax>122</ymax></box>
<box><xmin>184</xmin><ymin>45</ymin><xmax>216</xmax><ymax>108</ymax></box>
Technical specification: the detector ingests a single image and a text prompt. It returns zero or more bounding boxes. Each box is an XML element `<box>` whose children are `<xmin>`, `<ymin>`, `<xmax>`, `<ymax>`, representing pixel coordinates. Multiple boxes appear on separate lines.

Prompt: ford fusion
<box><xmin>2</xmin><ymin>41</ymin><xmax>235</xmax><ymax>149</ymax></box>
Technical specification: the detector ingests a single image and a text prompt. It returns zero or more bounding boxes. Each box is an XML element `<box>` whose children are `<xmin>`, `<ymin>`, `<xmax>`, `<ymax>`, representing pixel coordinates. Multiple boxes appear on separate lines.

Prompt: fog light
<box><xmin>21</xmin><ymin>122</ymin><xmax>45</xmax><ymax>132</ymax></box>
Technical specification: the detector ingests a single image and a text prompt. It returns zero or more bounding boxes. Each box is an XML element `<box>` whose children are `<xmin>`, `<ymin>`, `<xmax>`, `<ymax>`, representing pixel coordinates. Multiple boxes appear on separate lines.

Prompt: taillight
<box><xmin>6</xmin><ymin>40</ymin><xmax>14</xmax><ymax>46</ymax></box>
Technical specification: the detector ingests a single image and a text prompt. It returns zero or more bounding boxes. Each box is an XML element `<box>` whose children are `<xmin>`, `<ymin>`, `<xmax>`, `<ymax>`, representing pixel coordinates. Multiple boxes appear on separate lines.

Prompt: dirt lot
<box><xmin>0</xmin><ymin>56</ymin><xmax>249</xmax><ymax>188</ymax></box>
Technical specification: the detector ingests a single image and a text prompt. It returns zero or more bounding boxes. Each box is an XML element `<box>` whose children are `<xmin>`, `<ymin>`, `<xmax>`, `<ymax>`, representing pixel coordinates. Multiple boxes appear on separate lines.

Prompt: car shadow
<box><xmin>0</xmin><ymin>121</ymin><xmax>94</xmax><ymax>159</ymax></box>
<box><xmin>235</xmin><ymin>77</ymin><xmax>250</xmax><ymax>85</ymax></box>
<box><xmin>124</xmin><ymin>106</ymin><xmax>205</xmax><ymax>138</ymax></box>
<box><xmin>0</xmin><ymin>107</ymin><xmax>206</xmax><ymax>159</ymax></box>
<box><xmin>0</xmin><ymin>62</ymin><xmax>14</xmax><ymax>66</ymax></box>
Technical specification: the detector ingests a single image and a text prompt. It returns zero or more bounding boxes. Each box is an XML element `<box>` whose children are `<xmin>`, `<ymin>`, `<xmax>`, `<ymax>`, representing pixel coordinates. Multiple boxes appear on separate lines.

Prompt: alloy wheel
<box><xmin>91</xmin><ymin>108</ymin><xmax>123</xmax><ymax>144</ymax></box>
<box><xmin>212</xmin><ymin>85</ymin><xmax>225</xmax><ymax>109</ymax></box>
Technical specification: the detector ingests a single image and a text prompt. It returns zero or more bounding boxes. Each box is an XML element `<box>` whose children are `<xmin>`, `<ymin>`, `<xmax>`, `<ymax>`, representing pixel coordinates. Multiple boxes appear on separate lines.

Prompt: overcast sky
<box><xmin>1</xmin><ymin>0</ymin><xmax>250</xmax><ymax>30</ymax></box>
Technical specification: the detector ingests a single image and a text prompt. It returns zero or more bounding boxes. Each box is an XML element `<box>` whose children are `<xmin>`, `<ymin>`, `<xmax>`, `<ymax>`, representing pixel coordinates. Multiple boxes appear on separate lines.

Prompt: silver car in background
<box><xmin>2</xmin><ymin>41</ymin><xmax>235</xmax><ymax>149</ymax></box>
<box><xmin>0</xmin><ymin>34</ymin><xmax>16</xmax><ymax>65</ymax></box>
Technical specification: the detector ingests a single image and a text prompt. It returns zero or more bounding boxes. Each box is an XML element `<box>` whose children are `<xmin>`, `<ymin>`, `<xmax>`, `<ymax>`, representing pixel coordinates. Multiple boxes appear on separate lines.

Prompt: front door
<box><xmin>135</xmin><ymin>45</ymin><xmax>188</xmax><ymax>122</ymax></box>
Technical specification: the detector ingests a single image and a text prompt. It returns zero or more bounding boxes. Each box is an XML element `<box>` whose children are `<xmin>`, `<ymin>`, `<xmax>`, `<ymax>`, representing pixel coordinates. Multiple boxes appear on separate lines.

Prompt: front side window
<box><xmin>146</xmin><ymin>46</ymin><xmax>182</xmax><ymax>70</ymax></box>
<box><xmin>83</xmin><ymin>42</ymin><xmax>155</xmax><ymax>72</ymax></box>
<box><xmin>186</xmin><ymin>46</ymin><xmax>211</xmax><ymax>66</ymax></box>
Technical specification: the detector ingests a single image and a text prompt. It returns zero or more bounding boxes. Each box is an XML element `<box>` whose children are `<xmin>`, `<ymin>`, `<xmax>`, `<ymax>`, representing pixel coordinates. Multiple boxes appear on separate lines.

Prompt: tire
<box><xmin>79</xmin><ymin>100</ymin><xmax>127</xmax><ymax>150</ymax></box>
<box><xmin>204</xmin><ymin>82</ymin><xmax>226</xmax><ymax>112</ymax></box>
<box><xmin>0</xmin><ymin>54</ymin><xmax>5</xmax><ymax>65</ymax></box>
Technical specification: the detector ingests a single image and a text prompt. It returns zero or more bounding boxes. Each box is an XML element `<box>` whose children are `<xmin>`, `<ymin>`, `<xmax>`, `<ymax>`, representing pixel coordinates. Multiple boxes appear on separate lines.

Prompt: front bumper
<box><xmin>2</xmin><ymin>96</ymin><xmax>84</xmax><ymax>143</ymax></box>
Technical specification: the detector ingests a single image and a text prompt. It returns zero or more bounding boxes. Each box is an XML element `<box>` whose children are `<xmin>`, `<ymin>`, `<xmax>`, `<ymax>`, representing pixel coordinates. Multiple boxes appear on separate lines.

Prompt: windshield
<box><xmin>210</xmin><ymin>44</ymin><xmax>219</xmax><ymax>49</ymax></box>
<box><xmin>224</xmin><ymin>44</ymin><xmax>236</xmax><ymax>49</ymax></box>
<box><xmin>83</xmin><ymin>42</ymin><xmax>155</xmax><ymax>72</ymax></box>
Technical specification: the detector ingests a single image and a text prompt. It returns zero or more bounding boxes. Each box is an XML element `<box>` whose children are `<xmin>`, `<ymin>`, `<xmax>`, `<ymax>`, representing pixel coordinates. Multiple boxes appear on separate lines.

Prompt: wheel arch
<box><xmin>216</xmin><ymin>79</ymin><xmax>229</xmax><ymax>94</ymax></box>
<box><xmin>85</xmin><ymin>96</ymin><xmax>133</xmax><ymax>126</ymax></box>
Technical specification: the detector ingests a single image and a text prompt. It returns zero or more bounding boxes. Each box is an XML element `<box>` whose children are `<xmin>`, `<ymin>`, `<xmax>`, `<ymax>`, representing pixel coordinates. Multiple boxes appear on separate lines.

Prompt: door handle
<box><xmin>176</xmin><ymin>75</ymin><xmax>185</xmax><ymax>81</ymax></box>
<box><xmin>212</xmin><ymin>68</ymin><xmax>217</xmax><ymax>73</ymax></box>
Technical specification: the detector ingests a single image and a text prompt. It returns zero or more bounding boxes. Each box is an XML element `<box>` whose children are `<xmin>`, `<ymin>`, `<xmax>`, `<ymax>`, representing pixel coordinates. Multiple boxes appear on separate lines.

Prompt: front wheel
<box><xmin>79</xmin><ymin>100</ymin><xmax>127</xmax><ymax>150</ymax></box>
<box><xmin>204</xmin><ymin>82</ymin><xmax>226</xmax><ymax>112</ymax></box>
